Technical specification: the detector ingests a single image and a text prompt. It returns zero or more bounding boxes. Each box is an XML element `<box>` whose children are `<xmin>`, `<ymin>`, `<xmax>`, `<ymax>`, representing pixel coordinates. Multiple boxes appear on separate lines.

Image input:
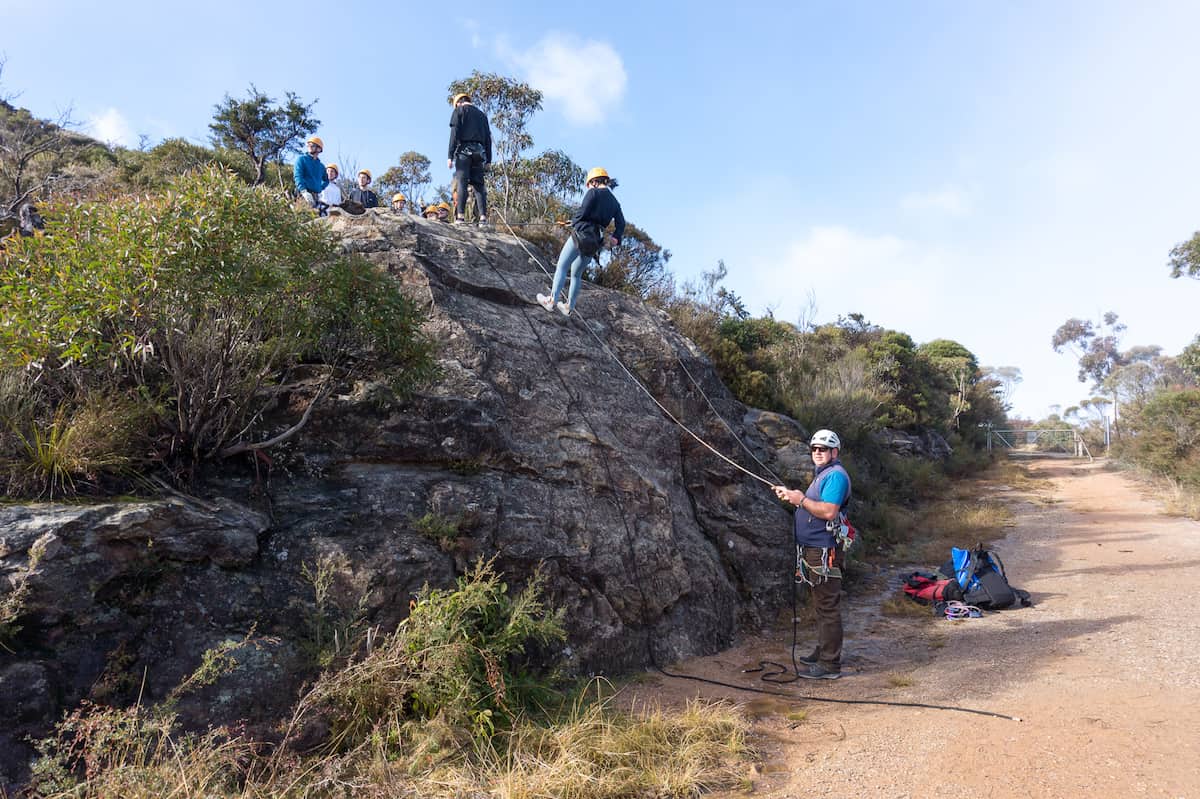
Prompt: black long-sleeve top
<box><xmin>573</xmin><ymin>187</ymin><xmax>625</xmax><ymax>244</ymax></box>
<box><xmin>447</xmin><ymin>103</ymin><xmax>493</xmax><ymax>163</ymax></box>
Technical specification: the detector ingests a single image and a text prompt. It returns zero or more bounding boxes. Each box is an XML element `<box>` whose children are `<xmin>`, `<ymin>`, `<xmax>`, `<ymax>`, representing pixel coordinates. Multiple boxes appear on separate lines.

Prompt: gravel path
<box><xmin>626</xmin><ymin>459</ymin><xmax>1200</xmax><ymax>798</ymax></box>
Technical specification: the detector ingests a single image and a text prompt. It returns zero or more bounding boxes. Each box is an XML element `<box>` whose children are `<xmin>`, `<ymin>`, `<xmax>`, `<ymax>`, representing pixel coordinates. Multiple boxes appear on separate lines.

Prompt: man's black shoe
<box><xmin>797</xmin><ymin>649</ymin><xmax>819</xmax><ymax>666</ymax></box>
<box><xmin>797</xmin><ymin>663</ymin><xmax>841</xmax><ymax>680</ymax></box>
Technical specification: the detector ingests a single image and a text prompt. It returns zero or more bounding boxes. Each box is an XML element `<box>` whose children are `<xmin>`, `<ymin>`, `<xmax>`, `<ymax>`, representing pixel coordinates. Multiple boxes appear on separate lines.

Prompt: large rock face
<box><xmin>0</xmin><ymin>212</ymin><xmax>807</xmax><ymax>783</ymax></box>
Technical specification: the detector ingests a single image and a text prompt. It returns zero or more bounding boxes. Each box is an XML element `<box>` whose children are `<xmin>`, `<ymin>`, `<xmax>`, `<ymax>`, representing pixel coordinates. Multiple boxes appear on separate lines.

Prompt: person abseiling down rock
<box><xmin>349</xmin><ymin>169</ymin><xmax>379</xmax><ymax>209</ymax></box>
<box><xmin>447</xmin><ymin>92</ymin><xmax>491</xmax><ymax>227</ymax></box>
<box><xmin>294</xmin><ymin>135</ymin><xmax>329</xmax><ymax>213</ymax></box>
<box><xmin>319</xmin><ymin>164</ymin><xmax>343</xmax><ymax>209</ymax></box>
<box><xmin>536</xmin><ymin>167</ymin><xmax>625</xmax><ymax>317</ymax></box>
<box><xmin>772</xmin><ymin>429</ymin><xmax>852</xmax><ymax>680</ymax></box>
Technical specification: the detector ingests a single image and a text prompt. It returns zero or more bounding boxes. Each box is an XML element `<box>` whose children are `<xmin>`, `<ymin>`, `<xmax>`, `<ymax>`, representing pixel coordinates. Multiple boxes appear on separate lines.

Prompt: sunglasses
<box><xmin>810</xmin><ymin>445</ymin><xmax>831</xmax><ymax>453</ymax></box>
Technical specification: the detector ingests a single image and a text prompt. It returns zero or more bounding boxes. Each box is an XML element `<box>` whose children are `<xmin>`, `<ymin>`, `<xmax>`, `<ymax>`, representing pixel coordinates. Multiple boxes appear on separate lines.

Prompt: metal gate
<box><xmin>985</xmin><ymin>427</ymin><xmax>1093</xmax><ymax>461</ymax></box>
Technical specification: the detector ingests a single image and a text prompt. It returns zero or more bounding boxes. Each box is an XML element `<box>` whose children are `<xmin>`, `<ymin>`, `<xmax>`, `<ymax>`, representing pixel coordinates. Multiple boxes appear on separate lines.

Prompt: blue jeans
<box><xmin>550</xmin><ymin>236</ymin><xmax>591</xmax><ymax>311</ymax></box>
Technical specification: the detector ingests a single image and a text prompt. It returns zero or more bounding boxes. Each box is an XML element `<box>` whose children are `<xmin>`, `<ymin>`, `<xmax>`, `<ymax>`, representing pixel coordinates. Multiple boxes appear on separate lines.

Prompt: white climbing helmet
<box><xmin>810</xmin><ymin>429</ymin><xmax>841</xmax><ymax>449</ymax></box>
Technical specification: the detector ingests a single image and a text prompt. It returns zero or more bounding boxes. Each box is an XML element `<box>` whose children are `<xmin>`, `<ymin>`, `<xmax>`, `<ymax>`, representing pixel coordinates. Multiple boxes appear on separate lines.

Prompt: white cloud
<box><xmin>739</xmin><ymin>225</ymin><xmax>954</xmax><ymax>335</ymax></box>
<box><xmin>460</xmin><ymin>17</ymin><xmax>482</xmax><ymax>48</ymax></box>
<box><xmin>501</xmin><ymin>32</ymin><xmax>627</xmax><ymax>125</ymax></box>
<box><xmin>900</xmin><ymin>185</ymin><xmax>972</xmax><ymax>216</ymax></box>
<box><xmin>85</xmin><ymin>107</ymin><xmax>135</xmax><ymax>147</ymax></box>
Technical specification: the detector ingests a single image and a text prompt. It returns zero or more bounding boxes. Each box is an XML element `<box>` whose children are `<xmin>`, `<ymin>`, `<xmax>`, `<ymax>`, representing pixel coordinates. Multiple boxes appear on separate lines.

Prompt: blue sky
<box><xmin>3</xmin><ymin>0</ymin><xmax>1199</xmax><ymax>420</ymax></box>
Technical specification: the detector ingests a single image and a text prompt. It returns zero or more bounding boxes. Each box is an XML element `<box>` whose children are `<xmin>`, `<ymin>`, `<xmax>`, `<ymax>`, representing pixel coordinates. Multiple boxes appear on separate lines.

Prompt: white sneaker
<box><xmin>536</xmin><ymin>293</ymin><xmax>555</xmax><ymax>311</ymax></box>
<box><xmin>556</xmin><ymin>301</ymin><xmax>571</xmax><ymax>317</ymax></box>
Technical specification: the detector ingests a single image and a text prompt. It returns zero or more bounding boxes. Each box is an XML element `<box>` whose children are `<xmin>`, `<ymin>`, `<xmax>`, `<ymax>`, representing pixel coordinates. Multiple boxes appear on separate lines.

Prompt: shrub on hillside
<box><xmin>1120</xmin><ymin>388</ymin><xmax>1200</xmax><ymax>488</ymax></box>
<box><xmin>290</xmin><ymin>559</ymin><xmax>566</xmax><ymax>751</ymax></box>
<box><xmin>0</xmin><ymin>168</ymin><xmax>435</xmax><ymax>494</ymax></box>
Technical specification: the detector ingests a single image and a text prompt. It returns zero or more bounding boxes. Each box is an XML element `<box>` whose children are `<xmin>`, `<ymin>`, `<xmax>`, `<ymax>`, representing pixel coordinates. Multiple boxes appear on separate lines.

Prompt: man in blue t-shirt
<box><xmin>773</xmin><ymin>428</ymin><xmax>852</xmax><ymax>680</ymax></box>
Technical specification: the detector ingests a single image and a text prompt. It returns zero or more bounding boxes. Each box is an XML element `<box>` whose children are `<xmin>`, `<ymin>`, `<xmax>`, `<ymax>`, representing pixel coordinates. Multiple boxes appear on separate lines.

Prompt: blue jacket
<box><xmin>294</xmin><ymin>153</ymin><xmax>329</xmax><ymax>194</ymax></box>
<box><xmin>793</xmin><ymin>460</ymin><xmax>851</xmax><ymax>548</ymax></box>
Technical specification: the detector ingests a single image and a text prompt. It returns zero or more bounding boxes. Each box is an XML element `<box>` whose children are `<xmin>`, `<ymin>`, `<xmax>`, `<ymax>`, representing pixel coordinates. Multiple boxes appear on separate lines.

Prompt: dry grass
<box><xmin>881</xmin><ymin>594</ymin><xmax>933</xmax><ymax>618</ymax></box>
<box><xmin>991</xmin><ymin>459</ymin><xmax>1052</xmax><ymax>493</ymax></box>
<box><xmin>1163</xmin><ymin>485</ymin><xmax>1200</xmax><ymax>520</ymax></box>
<box><xmin>1117</xmin><ymin>464</ymin><xmax>1200</xmax><ymax>520</ymax></box>
<box><xmin>785</xmin><ymin>709</ymin><xmax>809</xmax><ymax>724</ymax></box>
<box><xmin>885</xmin><ymin>673</ymin><xmax>915</xmax><ymax>688</ymax></box>
<box><xmin>886</xmin><ymin>497</ymin><xmax>1014</xmax><ymax>564</ymax></box>
<box><xmin>481</xmin><ymin>698</ymin><xmax>750</xmax><ymax>799</ymax></box>
<box><xmin>28</xmin><ymin>697</ymin><xmax>750</xmax><ymax>799</ymax></box>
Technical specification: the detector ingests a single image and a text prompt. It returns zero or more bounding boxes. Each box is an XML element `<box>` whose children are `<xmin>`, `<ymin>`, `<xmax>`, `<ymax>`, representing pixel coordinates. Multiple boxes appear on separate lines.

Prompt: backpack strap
<box><xmin>989</xmin><ymin>550</ymin><xmax>1008</xmax><ymax>579</ymax></box>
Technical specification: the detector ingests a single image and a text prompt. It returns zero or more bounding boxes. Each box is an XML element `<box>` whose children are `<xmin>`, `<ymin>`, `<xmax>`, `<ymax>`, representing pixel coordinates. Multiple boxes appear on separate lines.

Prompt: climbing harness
<box><xmin>794</xmin><ymin>545</ymin><xmax>841</xmax><ymax>587</ymax></box>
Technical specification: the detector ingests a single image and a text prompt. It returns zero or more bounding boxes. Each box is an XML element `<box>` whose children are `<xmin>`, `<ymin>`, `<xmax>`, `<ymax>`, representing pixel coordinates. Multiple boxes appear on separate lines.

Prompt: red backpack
<box><xmin>902</xmin><ymin>571</ymin><xmax>964</xmax><ymax>604</ymax></box>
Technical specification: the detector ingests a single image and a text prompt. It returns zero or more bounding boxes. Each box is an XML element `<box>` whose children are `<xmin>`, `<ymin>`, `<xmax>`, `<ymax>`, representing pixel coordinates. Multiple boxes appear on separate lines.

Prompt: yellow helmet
<box><xmin>357</xmin><ymin>168</ymin><xmax>372</xmax><ymax>179</ymax></box>
<box><xmin>586</xmin><ymin>167</ymin><xmax>610</xmax><ymax>184</ymax></box>
<box><xmin>392</xmin><ymin>192</ymin><xmax>406</xmax><ymax>203</ymax></box>
<box><xmin>305</xmin><ymin>135</ymin><xmax>324</xmax><ymax>149</ymax></box>
<box><xmin>326</xmin><ymin>164</ymin><xmax>339</xmax><ymax>176</ymax></box>
<box><xmin>438</xmin><ymin>202</ymin><xmax>452</xmax><ymax>212</ymax></box>
<box><xmin>424</xmin><ymin>205</ymin><xmax>439</xmax><ymax>216</ymax></box>
<box><xmin>451</xmin><ymin>92</ymin><xmax>470</xmax><ymax>105</ymax></box>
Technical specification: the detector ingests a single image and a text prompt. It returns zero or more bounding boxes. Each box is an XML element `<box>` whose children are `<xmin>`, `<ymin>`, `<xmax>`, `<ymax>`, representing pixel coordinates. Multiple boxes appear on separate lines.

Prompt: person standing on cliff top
<box><xmin>349</xmin><ymin>169</ymin><xmax>379</xmax><ymax>209</ymax></box>
<box><xmin>447</xmin><ymin>92</ymin><xmax>491</xmax><ymax>227</ymax></box>
<box><xmin>294</xmin><ymin>135</ymin><xmax>329</xmax><ymax>212</ymax></box>
<box><xmin>772</xmin><ymin>429</ymin><xmax>852</xmax><ymax>680</ymax></box>
<box><xmin>319</xmin><ymin>164</ymin><xmax>343</xmax><ymax>209</ymax></box>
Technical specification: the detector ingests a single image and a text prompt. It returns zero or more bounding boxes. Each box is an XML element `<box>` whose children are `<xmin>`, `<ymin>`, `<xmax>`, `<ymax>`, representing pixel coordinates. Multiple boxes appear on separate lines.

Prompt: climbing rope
<box><xmin>492</xmin><ymin>210</ymin><xmax>781</xmax><ymax>488</ymax></box>
<box><xmin>942</xmin><ymin>600</ymin><xmax>983</xmax><ymax>620</ymax></box>
<box><xmin>407</xmin><ymin>216</ymin><xmax>1022</xmax><ymax>724</ymax></box>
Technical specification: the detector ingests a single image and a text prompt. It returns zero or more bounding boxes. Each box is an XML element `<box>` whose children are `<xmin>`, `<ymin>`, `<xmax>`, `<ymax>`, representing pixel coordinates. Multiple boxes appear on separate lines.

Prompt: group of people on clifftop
<box><xmin>293</xmin><ymin>92</ymin><xmax>625</xmax><ymax>319</ymax></box>
<box><xmin>294</xmin><ymin>93</ymin><xmax>856</xmax><ymax>682</ymax></box>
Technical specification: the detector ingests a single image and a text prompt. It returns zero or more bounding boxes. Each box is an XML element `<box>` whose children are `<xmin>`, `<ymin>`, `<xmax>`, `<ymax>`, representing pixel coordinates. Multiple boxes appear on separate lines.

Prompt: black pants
<box><xmin>454</xmin><ymin>148</ymin><xmax>487</xmax><ymax>219</ymax></box>
<box><xmin>802</xmin><ymin>546</ymin><xmax>844</xmax><ymax>669</ymax></box>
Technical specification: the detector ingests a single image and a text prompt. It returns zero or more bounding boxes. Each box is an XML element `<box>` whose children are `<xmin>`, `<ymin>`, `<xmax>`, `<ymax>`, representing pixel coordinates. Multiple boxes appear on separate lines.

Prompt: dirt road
<box><xmin>631</xmin><ymin>459</ymin><xmax>1200</xmax><ymax>798</ymax></box>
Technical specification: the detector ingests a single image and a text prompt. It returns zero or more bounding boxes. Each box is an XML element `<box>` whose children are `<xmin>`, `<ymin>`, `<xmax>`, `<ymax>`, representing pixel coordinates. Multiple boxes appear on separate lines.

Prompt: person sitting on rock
<box><xmin>349</xmin><ymin>169</ymin><xmax>379</xmax><ymax>209</ymax></box>
<box><xmin>391</xmin><ymin>192</ymin><xmax>407</xmax><ymax>214</ymax></box>
<box><xmin>294</xmin><ymin>135</ymin><xmax>329</xmax><ymax>213</ymax></box>
<box><xmin>536</xmin><ymin>167</ymin><xmax>625</xmax><ymax>317</ymax></box>
<box><xmin>319</xmin><ymin>164</ymin><xmax>343</xmax><ymax>209</ymax></box>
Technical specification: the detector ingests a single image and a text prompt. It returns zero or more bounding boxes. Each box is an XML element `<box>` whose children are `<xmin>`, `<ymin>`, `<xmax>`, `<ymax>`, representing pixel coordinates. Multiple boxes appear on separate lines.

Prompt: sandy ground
<box><xmin>623</xmin><ymin>458</ymin><xmax>1200</xmax><ymax>798</ymax></box>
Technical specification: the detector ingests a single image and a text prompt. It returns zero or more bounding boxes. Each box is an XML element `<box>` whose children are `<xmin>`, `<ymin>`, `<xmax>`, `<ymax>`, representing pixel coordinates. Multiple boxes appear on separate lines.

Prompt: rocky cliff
<box><xmin>0</xmin><ymin>212</ymin><xmax>814</xmax><ymax>782</ymax></box>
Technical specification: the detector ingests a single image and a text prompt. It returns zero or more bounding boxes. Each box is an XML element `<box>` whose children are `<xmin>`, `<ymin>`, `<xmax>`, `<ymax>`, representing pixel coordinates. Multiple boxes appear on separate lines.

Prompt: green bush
<box><xmin>290</xmin><ymin>558</ymin><xmax>566</xmax><ymax>752</ymax></box>
<box><xmin>1122</xmin><ymin>388</ymin><xmax>1200</xmax><ymax>488</ymax></box>
<box><xmin>0</xmin><ymin>168</ymin><xmax>435</xmax><ymax>492</ymax></box>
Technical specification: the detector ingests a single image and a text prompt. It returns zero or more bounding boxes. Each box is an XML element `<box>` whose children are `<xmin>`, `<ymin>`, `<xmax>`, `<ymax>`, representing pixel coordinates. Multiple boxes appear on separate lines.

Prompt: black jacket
<box><xmin>348</xmin><ymin>187</ymin><xmax>379</xmax><ymax>208</ymax></box>
<box><xmin>447</xmin><ymin>103</ymin><xmax>493</xmax><ymax>163</ymax></box>
<box><xmin>573</xmin><ymin>187</ymin><xmax>625</xmax><ymax>245</ymax></box>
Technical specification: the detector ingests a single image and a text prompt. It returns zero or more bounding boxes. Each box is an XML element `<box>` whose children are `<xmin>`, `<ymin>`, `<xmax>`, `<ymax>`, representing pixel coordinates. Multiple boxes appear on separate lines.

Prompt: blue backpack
<box><xmin>941</xmin><ymin>545</ymin><xmax>1031</xmax><ymax>610</ymax></box>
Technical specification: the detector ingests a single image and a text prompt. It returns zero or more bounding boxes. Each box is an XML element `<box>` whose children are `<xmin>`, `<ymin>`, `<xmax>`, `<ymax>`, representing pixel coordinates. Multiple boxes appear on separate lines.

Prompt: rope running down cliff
<box><xmin>482</xmin><ymin>216</ymin><xmax>1023</xmax><ymax>722</ymax></box>
<box><xmin>492</xmin><ymin>212</ymin><xmax>782</xmax><ymax>488</ymax></box>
